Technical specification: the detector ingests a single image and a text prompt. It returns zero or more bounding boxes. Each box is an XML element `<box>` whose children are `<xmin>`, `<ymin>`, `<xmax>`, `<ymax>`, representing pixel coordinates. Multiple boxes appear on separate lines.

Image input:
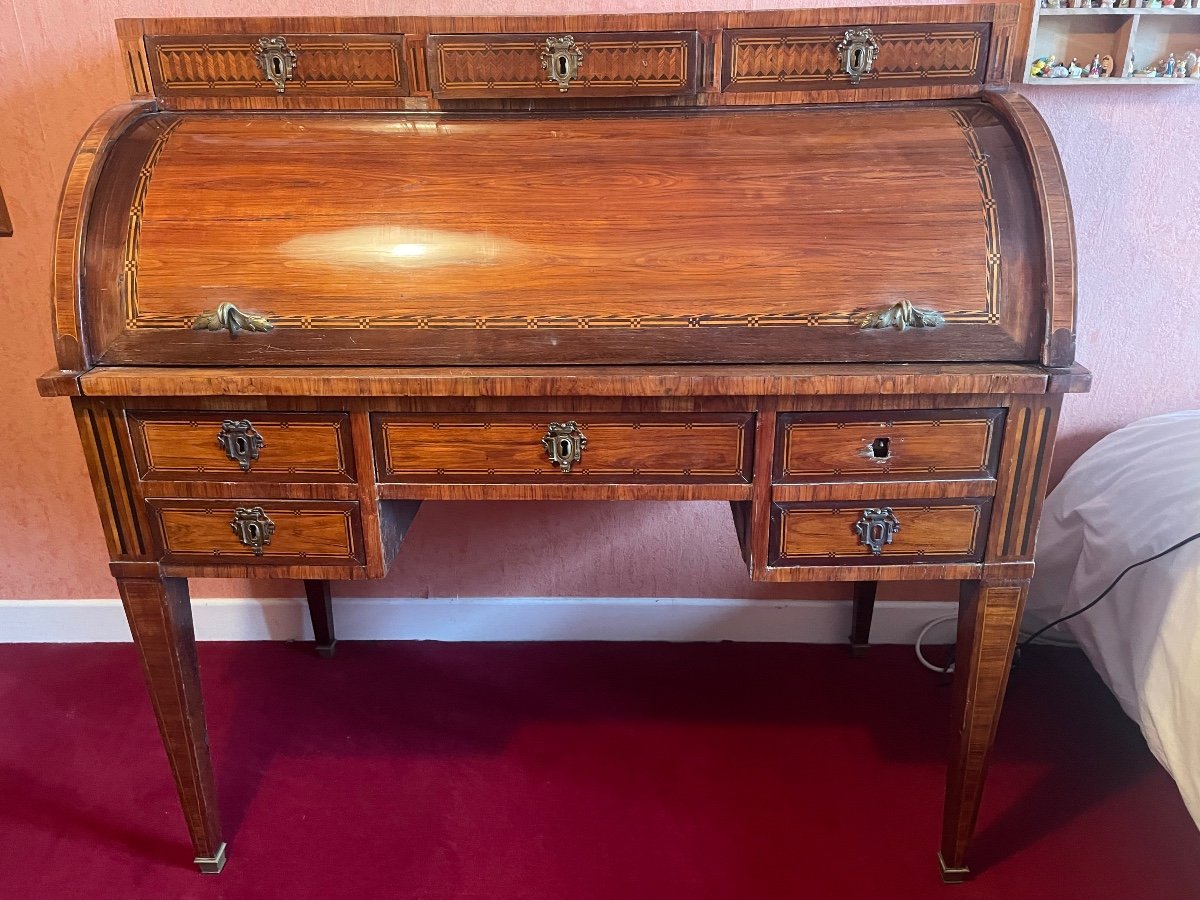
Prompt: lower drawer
<box><xmin>148</xmin><ymin>499</ymin><xmax>364</xmax><ymax>565</ymax></box>
<box><xmin>770</xmin><ymin>498</ymin><xmax>990</xmax><ymax>566</ymax></box>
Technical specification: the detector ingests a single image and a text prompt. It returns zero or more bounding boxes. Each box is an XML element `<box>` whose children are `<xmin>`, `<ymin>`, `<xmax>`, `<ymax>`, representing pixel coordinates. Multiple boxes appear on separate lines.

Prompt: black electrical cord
<box><xmin>1017</xmin><ymin>529</ymin><xmax>1200</xmax><ymax>653</ymax></box>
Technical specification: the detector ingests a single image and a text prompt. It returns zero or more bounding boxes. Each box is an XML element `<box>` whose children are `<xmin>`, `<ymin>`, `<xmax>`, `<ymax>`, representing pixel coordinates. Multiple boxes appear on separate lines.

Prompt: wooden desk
<box><xmin>39</xmin><ymin>5</ymin><xmax>1088</xmax><ymax>881</ymax></box>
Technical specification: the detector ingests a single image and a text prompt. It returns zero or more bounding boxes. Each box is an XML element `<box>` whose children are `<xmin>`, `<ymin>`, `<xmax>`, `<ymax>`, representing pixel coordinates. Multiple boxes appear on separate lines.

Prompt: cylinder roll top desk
<box><xmin>38</xmin><ymin>4</ymin><xmax>1089</xmax><ymax>880</ymax></box>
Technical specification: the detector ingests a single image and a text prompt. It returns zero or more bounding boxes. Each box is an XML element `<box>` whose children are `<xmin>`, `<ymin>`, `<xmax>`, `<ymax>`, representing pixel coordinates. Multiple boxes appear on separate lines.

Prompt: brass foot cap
<box><xmin>850</xmin><ymin>643</ymin><xmax>869</xmax><ymax>658</ymax></box>
<box><xmin>938</xmin><ymin>851</ymin><xmax>970</xmax><ymax>884</ymax></box>
<box><xmin>316</xmin><ymin>639</ymin><xmax>338</xmax><ymax>659</ymax></box>
<box><xmin>195</xmin><ymin>843</ymin><xmax>227</xmax><ymax>875</ymax></box>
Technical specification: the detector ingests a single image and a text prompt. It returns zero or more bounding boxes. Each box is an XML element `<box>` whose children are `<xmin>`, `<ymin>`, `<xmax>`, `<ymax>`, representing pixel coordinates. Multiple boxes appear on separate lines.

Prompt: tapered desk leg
<box><xmin>304</xmin><ymin>579</ymin><xmax>337</xmax><ymax>658</ymax></box>
<box><xmin>849</xmin><ymin>580</ymin><xmax>877</xmax><ymax>657</ymax></box>
<box><xmin>939</xmin><ymin>579</ymin><xmax>1027</xmax><ymax>883</ymax></box>
<box><xmin>117</xmin><ymin>575</ymin><xmax>225</xmax><ymax>874</ymax></box>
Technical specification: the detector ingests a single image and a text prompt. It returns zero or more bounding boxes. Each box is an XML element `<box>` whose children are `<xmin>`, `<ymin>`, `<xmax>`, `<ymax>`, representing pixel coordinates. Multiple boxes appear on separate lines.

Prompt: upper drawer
<box><xmin>776</xmin><ymin>410</ymin><xmax>1003</xmax><ymax>482</ymax></box>
<box><xmin>374</xmin><ymin>413</ymin><xmax>752</xmax><ymax>483</ymax></box>
<box><xmin>722</xmin><ymin>23</ymin><xmax>990</xmax><ymax>92</ymax></box>
<box><xmin>426</xmin><ymin>31</ymin><xmax>700</xmax><ymax>99</ymax></box>
<box><xmin>128</xmin><ymin>412</ymin><xmax>355</xmax><ymax>483</ymax></box>
<box><xmin>144</xmin><ymin>34</ymin><xmax>408</xmax><ymax>97</ymax></box>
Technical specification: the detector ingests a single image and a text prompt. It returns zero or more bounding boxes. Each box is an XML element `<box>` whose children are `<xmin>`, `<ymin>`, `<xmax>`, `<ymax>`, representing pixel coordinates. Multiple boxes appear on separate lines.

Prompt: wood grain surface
<box><xmin>375</xmin><ymin>413</ymin><xmax>752</xmax><ymax>483</ymax></box>
<box><xmin>777</xmin><ymin>409</ymin><xmax>1002</xmax><ymax>481</ymax></box>
<box><xmin>129</xmin><ymin>412</ymin><xmax>354</xmax><ymax>482</ymax></box>
<box><xmin>771</xmin><ymin>498</ymin><xmax>990</xmax><ymax>565</ymax></box>
<box><xmin>148</xmin><ymin>499</ymin><xmax>363</xmax><ymax>565</ymax></box>
<box><xmin>82</xmin><ymin>101</ymin><xmax>1044</xmax><ymax>366</ymax></box>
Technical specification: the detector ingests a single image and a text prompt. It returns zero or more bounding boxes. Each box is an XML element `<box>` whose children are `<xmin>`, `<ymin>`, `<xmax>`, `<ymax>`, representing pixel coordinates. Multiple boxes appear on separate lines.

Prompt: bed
<box><xmin>1025</xmin><ymin>410</ymin><xmax>1200</xmax><ymax>831</ymax></box>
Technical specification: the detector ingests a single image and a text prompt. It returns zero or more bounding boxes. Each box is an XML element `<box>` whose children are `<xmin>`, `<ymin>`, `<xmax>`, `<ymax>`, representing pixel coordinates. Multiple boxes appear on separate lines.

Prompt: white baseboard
<box><xmin>0</xmin><ymin>597</ymin><xmax>958</xmax><ymax>645</ymax></box>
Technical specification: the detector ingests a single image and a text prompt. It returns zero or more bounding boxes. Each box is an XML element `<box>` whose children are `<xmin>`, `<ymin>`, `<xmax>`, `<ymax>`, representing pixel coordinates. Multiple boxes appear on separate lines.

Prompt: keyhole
<box><xmin>871</xmin><ymin>437</ymin><xmax>890</xmax><ymax>459</ymax></box>
<box><xmin>557</xmin><ymin>55</ymin><xmax>568</xmax><ymax>76</ymax></box>
<box><xmin>245</xmin><ymin>523</ymin><xmax>260</xmax><ymax>542</ymax></box>
<box><xmin>233</xmin><ymin>436</ymin><xmax>248</xmax><ymax>457</ymax></box>
<box><xmin>272</xmin><ymin>55</ymin><xmax>283</xmax><ymax>76</ymax></box>
<box><xmin>850</xmin><ymin>46</ymin><xmax>866</xmax><ymax>72</ymax></box>
<box><xmin>558</xmin><ymin>438</ymin><xmax>572</xmax><ymax>458</ymax></box>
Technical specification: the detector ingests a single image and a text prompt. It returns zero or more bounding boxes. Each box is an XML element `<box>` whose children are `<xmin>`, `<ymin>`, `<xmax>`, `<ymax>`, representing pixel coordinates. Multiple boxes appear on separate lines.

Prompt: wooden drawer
<box><xmin>374</xmin><ymin>413</ymin><xmax>752</xmax><ymax>483</ymax></box>
<box><xmin>770</xmin><ymin>498</ymin><xmax>990</xmax><ymax>566</ymax></box>
<box><xmin>148</xmin><ymin>499</ymin><xmax>364</xmax><ymax>565</ymax></box>
<box><xmin>128</xmin><ymin>412</ymin><xmax>354</xmax><ymax>483</ymax></box>
<box><xmin>722</xmin><ymin>23</ymin><xmax>989</xmax><ymax>92</ymax></box>
<box><xmin>144</xmin><ymin>34</ymin><xmax>407</xmax><ymax>97</ymax></box>
<box><xmin>776</xmin><ymin>410</ymin><xmax>1002</xmax><ymax>482</ymax></box>
<box><xmin>426</xmin><ymin>31</ymin><xmax>700</xmax><ymax>99</ymax></box>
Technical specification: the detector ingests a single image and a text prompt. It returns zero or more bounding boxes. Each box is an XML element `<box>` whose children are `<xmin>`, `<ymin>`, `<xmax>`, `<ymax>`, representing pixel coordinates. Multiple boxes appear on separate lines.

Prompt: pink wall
<box><xmin>1</xmin><ymin>0</ymin><xmax>1197</xmax><ymax>604</ymax></box>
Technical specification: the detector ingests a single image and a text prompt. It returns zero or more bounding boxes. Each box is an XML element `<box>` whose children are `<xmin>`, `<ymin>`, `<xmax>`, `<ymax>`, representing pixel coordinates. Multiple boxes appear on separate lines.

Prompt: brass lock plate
<box><xmin>230</xmin><ymin>506</ymin><xmax>276</xmax><ymax>555</ymax></box>
<box><xmin>217</xmin><ymin>420</ymin><xmax>264</xmax><ymax>471</ymax></box>
<box><xmin>540</xmin><ymin>35</ymin><xmax>584</xmax><ymax>91</ymax></box>
<box><xmin>854</xmin><ymin>507</ymin><xmax>901</xmax><ymax>555</ymax></box>
<box><xmin>542</xmin><ymin>421</ymin><xmax>587</xmax><ymax>473</ymax></box>
<box><xmin>255</xmin><ymin>36</ymin><xmax>298</xmax><ymax>92</ymax></box>
<box><xmin>836</xmin><ymin>28</ymin><xmax>880</xmax><ymax>84</ymax></box>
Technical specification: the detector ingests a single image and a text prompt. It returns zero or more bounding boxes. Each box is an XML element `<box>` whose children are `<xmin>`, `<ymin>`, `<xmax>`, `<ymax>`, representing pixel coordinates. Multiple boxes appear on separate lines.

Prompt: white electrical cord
<box><xmin>915</xmin><ymin>614</ymin><xmax>958</xmax><ymax>674</ymax></box>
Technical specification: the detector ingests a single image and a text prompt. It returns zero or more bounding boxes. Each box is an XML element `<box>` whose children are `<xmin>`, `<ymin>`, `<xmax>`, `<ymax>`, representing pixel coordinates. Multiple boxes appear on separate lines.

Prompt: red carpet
<box><xmin>1</xmin><ymin>641</ymin><xmax>1197</xmax><ymax>899</ymax></box>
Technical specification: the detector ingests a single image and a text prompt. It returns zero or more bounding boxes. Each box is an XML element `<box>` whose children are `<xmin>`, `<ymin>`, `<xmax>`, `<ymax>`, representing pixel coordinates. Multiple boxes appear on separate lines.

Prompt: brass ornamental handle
<box><xmin>837</xmin><ymin>28</ymin><xmax>880</xmax><ymax>84</ymax></box>
<box><xmin>255</xmin><ymin>37</ymin><xmax>298</xmax><ymax>92</ymax></box>
<box><xmin>859</xmin><ymin>300</ymin><xmax>945</xmax><ymax>331</ymax></box>
<box><xmin>542</xmin><ymin>421</ymin><xmax>588</xmax><ymax>473</ymax></box>
<box><xmin>217</xmin><ymin>420</ymin><xmax>265</xmax><ymax>471</ymax></box>
<box><xmin>192</xmin><ymin>303</ymin><xmax>273</xmax><ymax>336</ymax></box>
<box><xmin>854</xmin><ymin>507</ymin><xmax>901</xmax><ymax>555</ymax></box>
<box><xmin>540</xmin><ymin>36</ymin><xmax>584</xmax><ymax>92</ymax></box>
<box><xmin>231</xmin><ymin>506</ymin><xmax>276</xmax><ymax>556</ymax></box>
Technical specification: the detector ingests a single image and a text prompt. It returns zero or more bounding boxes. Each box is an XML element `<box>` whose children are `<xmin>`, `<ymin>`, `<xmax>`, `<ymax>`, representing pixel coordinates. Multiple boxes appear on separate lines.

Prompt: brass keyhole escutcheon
<box><xmin>542</xmin><ymin>421</ymin><xmax>587</xmax><ymax>474</ymax></box>
<box><xmin>230</xmin><ymin>506</ymin><xmax>276</xmax><ymax>556</ymax></box>
<box><xmin>255</xmin><ymin>36</ymin><xmax>298</xmax><ymax>93</ymax></box>
<box><xmin>540</xmin><ymin>36</ymin><xmax>584</xmax><ymax>92</ymax></box>
<box><xmin>854</xmin><ymin>508</ymin><xmax>901</xmax><ymax>555</ymax></box>
<box><xmin>217</xmin><ymin>420</ymin><xmax>265</xmax><ymax>471</ymax></box>
<box><xmin>836</xmin><ymin>28</ymin><xmax>880</xmax><ymax>84</ymax></box>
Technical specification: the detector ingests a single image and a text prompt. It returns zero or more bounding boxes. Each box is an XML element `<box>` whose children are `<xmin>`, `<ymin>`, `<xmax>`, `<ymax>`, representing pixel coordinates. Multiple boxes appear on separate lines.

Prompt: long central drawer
<box><xmin>373</xmin><ymin>413</ymin><xmax>753</xmax><ymax>483</ymax></box>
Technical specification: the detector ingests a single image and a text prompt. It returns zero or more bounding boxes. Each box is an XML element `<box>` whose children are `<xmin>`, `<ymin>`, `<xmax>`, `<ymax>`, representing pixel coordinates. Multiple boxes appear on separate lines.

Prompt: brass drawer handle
<box><xmin>192</xmin><ymin>303</ymin><xmax>273</xmax><ymax>336</ymax></box>
<box><xmin>860</xmin><ymin>300</ymin><xmax>945</xmax><ymax>331</ymax></box>
<box><xmin>854</xmin><ymin>508</ymin><xmax>901</xmax><ymax>555</ymax></box>
<box><xmin>542</xmin><ymin>421</ymin><xmax>587</xmax><ymax>473</ymax></box>
<box><xmin>231</xmin><ymin>506</ymin><xmax>275</xmax><ymax>556</ymax></box>
<box><xmin>837</xmin><ymin>28</ymin><xmax>879</xmax><ymax>84</ymax></box>
<box><xmin>541</xmin><ymin>35</ymin><xmax>584</xmax><ymax>92</ymax></box>
<box><xmin>255</xmin><ymin>36</ymin><xmax>298</xmax><ymax>92</ymax></box>
<box><xmin>217</xmin><ymin>420</ymin><xmax>264</xmax><ymax>471</ymax></box>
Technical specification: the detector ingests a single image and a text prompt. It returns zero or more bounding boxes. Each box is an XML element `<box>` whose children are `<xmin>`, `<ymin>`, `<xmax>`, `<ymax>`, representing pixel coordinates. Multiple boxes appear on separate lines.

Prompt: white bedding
<box><xmin>1025</xmin><ymin>410</ymin><xmax>1200</xmax><ymax>831</ymax></box>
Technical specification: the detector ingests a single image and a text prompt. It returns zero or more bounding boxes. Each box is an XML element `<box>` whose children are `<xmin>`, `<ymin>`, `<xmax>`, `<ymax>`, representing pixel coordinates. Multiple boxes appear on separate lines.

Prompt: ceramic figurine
<box><xmin>1068</xmin><ymin>57</ymin><xmax>1084</xmax><ymax>78</ymax></box>
<box><xmin>1101</xmin><ymin>54</ymin><xmax>1115</xmax><ymax>76</ymax></box>
<box><xmin>1165</xmin><ymin>53</ymin><xmax>1177</xmax><ymax>77</ymax></box>
<box><xmin>1101</xmin><ymin>0</ymin><xmax>1115</xmax><ymax>7</ymax></box>
<box><xmin>1122</xmin><ymin>50</ymin><xmax>1135</xmax><ymax>78</ymax></box>
<box><xmin>1088</xmin><ymin>54</ymin><xmax>1104</xmax><ymax>77</ymax></box>
<box><xmin>1048</xmin><ymin>62</ymin><xmax>1071</xmax><ymax>77</ymax></box>
<box><xmin>1190</xmin><ymin>51</ymin><xmax>1200</xmax><ymax>77</ymax></box>
<box><xmin>1030</xmin><ymin>56</ymin><xmax>1050</xmax><ymax>77</ymax></box>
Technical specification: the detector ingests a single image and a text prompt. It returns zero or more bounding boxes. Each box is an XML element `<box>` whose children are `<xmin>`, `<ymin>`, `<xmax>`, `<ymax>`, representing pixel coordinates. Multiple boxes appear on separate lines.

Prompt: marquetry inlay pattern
<box><xmin>119</xmin><ymin>109</ymin><xmax>1000</xmax><ymax>334</ymax></box>
<box><xmin>726</xmin><ymin>28</ymin><xmax>985</xmax><ymax>87</ymax></box>
<box><xmin>774</xmin><ymin>502</ymin><xmax>987</xmax><ymax>561</ymax></box>
<box><xmin>430</xmin><ymin>33</ymin><xmax>694</xmax><ymax>96</ymax></box>
<box><xmin>952</xmin><ymin>109</ymin><xmax>1003</xmax><ymax>326</ymax></box>
<box><xmin>377</xmin><ymin>417</ymin><xmax>751</xmax><ymax>481</ymax></box>
<box><xmin>149</xmin><ymin>36</ymin><xmax>405</xmax><ymax>93</ymax></box>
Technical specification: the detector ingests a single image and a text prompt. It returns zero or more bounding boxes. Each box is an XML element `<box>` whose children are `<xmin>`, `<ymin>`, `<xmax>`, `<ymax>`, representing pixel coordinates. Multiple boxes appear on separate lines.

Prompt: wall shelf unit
<box><xmin>1026</xmin><ymin>6</ymin><xmax>1200</xmax><ymax>83</ymax></box>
